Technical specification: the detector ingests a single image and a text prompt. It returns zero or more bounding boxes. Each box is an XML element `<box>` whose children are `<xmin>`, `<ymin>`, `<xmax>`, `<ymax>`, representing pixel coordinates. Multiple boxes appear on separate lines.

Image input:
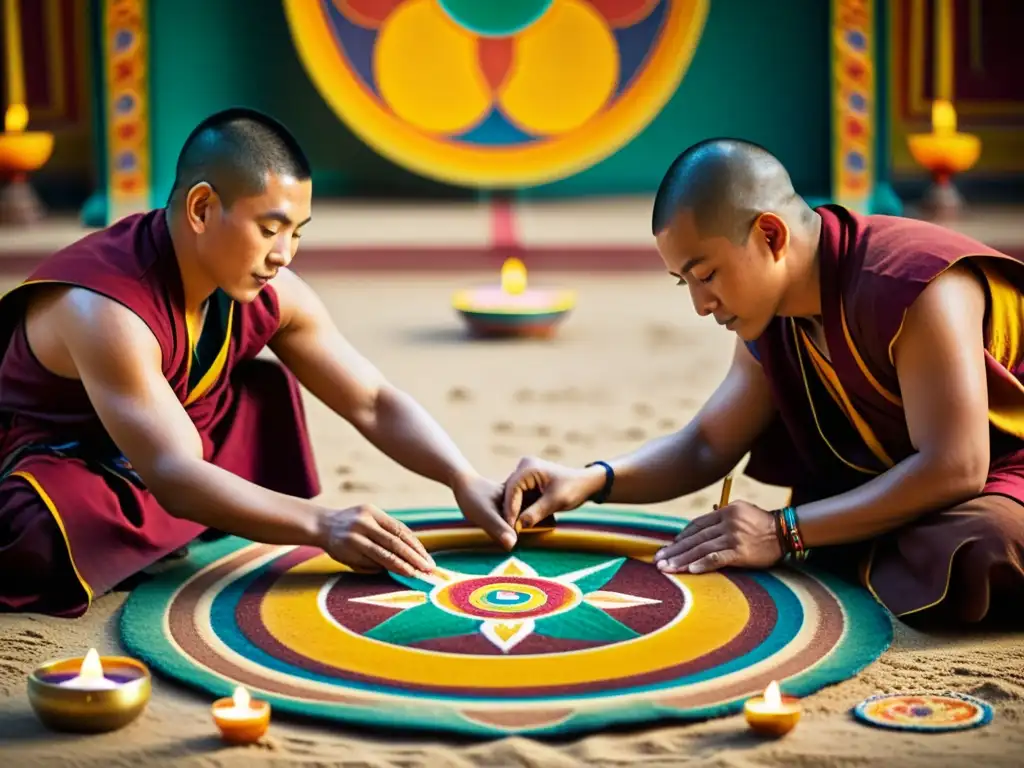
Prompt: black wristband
<box><xmin>585</xmin><ymin>461</ymin><xmax>615</xmax><ymax>504</ymax></box>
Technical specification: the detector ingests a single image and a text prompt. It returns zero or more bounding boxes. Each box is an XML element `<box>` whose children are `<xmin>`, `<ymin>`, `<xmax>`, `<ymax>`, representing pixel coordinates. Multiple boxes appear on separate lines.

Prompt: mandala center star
<box><xmin>431</xmin><ymin>576</ymin><xmax>581</xmax><ymax>621</ymax></box>
<box><xmin>349</xmin><ymin>553</ymin><xmax>665</xmax><ymax>654</ymax></box>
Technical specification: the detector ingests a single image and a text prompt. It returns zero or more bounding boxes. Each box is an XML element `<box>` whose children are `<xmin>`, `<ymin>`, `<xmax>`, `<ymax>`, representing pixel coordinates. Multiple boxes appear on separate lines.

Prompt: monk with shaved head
<box><xmin>502</xmin><ymin>138</ymin><xmax>1024</xmax><ymax>626</ymax></box>
<box><xmin>0</xmin><ymin>108</ymin><xmax>515</xmax><ymax>617</ymax></box>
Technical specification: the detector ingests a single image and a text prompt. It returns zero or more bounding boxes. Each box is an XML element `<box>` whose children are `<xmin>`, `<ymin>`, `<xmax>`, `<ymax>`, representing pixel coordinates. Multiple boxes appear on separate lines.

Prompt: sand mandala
<box><xmin>853</xmin><ymin>692</ymin><xmax>994</xmax><ymax>732</ymax></box>
<box><xmin>121</xmin><ymin>507</ymin><xmax>892</xmax><ymax>737</ymax></box>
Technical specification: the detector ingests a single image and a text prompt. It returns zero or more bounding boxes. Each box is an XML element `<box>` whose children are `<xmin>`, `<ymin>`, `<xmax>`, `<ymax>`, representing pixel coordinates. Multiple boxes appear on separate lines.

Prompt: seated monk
<box><xmin>0</xmin><ymin>107</ymin><xmax>515</xmax><ymax>618</ymax></box>
<box><xmin>501</xmin><ymin>138</ymin><xmax>1024</xmax><ymax>626</ymax></box>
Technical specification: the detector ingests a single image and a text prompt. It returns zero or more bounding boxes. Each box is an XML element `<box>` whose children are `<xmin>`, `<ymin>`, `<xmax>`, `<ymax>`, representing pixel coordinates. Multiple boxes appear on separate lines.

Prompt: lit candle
<box><xmin>500</xmin><ymin>256</ymin><xmax>527</xmax><ymax>296</ymax></box>
<box><xmin>743</xmin><ymin>680</ymin><xmax>802</xmax><ymax>737</ymax></box>
<box><xmin>5</xmin><ymin>102</ymin><xmax>27</xmax><ymax>134</ymax></box>
<box><xmin>211</xmin><ymin>686</ymin><xmax>271</xmax><ymax>744</ymax></box>
<box><xmin>932</xmin><ymin>99</ymin><xmax>957</xmax><ymax>136</ymax></box>
<box><xmin>59</xmin><ymin>648</ymin><xmax>120</xmax><ymax>691</ymax></box>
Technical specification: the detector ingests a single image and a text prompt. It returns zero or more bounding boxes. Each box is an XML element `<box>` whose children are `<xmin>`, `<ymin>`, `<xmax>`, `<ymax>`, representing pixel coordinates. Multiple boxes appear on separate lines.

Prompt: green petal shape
<box><xmin>363</xmin><ymin>603</ymin><xmax>480</xmax><ymax>647</ymax></box>
<box><xmin>565</xmin><ymin>558</ymin><xmax>627</xmax><ymax>594</ymax></box>
<box><xmin>534</xmin><ymin>602</ymin><xmax>639</xmax><ymax>644</ymax></box>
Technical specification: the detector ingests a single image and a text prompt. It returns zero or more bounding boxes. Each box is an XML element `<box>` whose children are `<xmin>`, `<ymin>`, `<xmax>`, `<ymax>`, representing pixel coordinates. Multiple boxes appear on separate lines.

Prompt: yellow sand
<box><xmin>1</xmin><ymin>273</ymin><xmax>1021</xmax><ymax>767</ymax></box>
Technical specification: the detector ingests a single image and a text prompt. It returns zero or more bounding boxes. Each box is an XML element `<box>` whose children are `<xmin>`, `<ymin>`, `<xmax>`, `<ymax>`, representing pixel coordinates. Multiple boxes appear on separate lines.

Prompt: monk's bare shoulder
<box><xmin>24</xmin><ymin>284</ymin><xmax>161</xmax><ymax>381</ymax></box>
<box><xmin>897</xmin><ymin>262</ymin><xmax>986</xmax><ymax>349</ymax></box>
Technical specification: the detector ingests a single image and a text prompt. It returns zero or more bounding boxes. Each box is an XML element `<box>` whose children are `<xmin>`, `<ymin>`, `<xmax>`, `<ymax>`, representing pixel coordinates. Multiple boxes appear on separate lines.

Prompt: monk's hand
<box><xmin>451</xmin><ymin>472</ymin><xmax>518</xmax><ymax>552</ymax></box>
<box><xmin>502</xmin><ymin>457</ymin><xmax>604</xmax><ymax>530</ymax></box>
<box><xmin>319</xmin><ymin>504</ymin><xmax>435</xmax><ymax>578</ymax></box>
<box><xmin>653</xmin><ymin>500</ymin><xmax>782</xmax><ymax>575</ymax></box>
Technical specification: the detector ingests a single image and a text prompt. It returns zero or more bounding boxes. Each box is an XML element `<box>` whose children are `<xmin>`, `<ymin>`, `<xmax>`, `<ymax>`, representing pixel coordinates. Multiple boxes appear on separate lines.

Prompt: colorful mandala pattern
<box><xmin>282</xmin><ymin>0</ymin><xmax>709</xmax><ymax>186</ymax></box>
<box><xmin>121</xmin><ymin>507</ymin><xmax>892</xmax><ymax>737</ymax></box>
<box><xmin>103</xmin><ymin>0</ymin><xmax>151</xmax><ymax>220</ymax></box>
<box><xmin>853</xmin><ymin>692</ymin><xmax>994</xmax><ymax>732</ymax></box>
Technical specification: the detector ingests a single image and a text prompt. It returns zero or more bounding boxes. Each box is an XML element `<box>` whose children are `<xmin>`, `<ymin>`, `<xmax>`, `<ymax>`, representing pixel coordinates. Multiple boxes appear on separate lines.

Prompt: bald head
<box><xmin>651</xmin><ymin>138</ymin><xmax>806</xmax><ymax>243</ymax></box>
<box><xmin>169</xmin><ymin>107</ymin><xmax>311</xmax><ymax>209</ymax></box>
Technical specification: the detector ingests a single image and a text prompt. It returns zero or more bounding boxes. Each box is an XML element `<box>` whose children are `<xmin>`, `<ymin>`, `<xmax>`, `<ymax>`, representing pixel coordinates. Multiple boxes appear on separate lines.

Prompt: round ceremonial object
<box><xmin>121</xmin><ymin>506</ymin><xmax>892</xmax><ymax>737</ymax></box>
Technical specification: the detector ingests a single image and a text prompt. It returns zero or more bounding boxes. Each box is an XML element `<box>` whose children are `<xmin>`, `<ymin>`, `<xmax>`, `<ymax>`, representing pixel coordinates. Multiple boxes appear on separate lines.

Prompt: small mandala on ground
<box><xmin>853</xmin><ymin>692</ymin><xmax>994</xmax><ymax>732</ymax></box>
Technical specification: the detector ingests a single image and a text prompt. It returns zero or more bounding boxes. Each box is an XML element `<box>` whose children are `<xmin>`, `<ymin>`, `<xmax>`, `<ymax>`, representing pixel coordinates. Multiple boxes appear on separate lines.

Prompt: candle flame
<box><xmin>79</xmin><ymin>648</ymin><xmax>106</xmax><ymax>681</ymax></box>
<box><xmin>500</xmin><ymin>257</ymin><xmax>527</xmax><ymax>295</ymax></box>
<box><xmin>763</xmin><ymin>680</ymin><xmax>781</xmax><ymax>708</ymax></box>
<box><xmin>232</xmin><ymin>685</ymin><xmax>251</xmax><ymax>709</ymax></box>
<box><xmin>932</xmin><ymin>99</ymin><xmax>957</xmax><ymax>135</ymax></box>
<box><xmin>4</xmin><ymin>104</ymin><xmax>28</xmax><ymax>133</ymax></box>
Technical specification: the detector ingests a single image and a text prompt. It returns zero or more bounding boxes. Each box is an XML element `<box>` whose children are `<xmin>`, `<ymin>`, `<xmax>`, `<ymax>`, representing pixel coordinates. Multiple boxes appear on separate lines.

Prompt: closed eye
<box><xmin>699</xmin><ymin>271</ymin><xmax>716</xmax><ymax>284</ymax></box>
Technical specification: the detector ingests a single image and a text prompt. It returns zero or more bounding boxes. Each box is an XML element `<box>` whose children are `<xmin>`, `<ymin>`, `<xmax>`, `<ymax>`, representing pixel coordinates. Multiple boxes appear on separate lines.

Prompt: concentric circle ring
<box><xmin>121</xmin><ymin>507</ymin><xmax>893</xmax><ymax>737</ymax></box>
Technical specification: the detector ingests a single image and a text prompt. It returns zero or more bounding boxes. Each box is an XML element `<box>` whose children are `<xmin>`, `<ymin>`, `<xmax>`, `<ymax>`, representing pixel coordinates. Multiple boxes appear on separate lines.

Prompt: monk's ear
<box><xmin>754</xmin><ymin>212</ymin><xmax>789</xmax><ymax>261</ymax></box>
<box><xmin>184</xmin><ymin>182</ymin><xmax>217</xmax><ymax>234</ymax></box>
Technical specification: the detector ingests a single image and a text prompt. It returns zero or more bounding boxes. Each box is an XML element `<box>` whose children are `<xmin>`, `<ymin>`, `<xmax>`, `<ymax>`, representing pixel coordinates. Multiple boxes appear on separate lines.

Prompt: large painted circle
<box><xmin>120</xmin><ymin>507</ymin><xmax>892</xmax><ymax>737</ymax></box>
<box><xmin>282</xmin><ymin>0</ymin><xmax>709</xmax><ymax>186</ymax></box>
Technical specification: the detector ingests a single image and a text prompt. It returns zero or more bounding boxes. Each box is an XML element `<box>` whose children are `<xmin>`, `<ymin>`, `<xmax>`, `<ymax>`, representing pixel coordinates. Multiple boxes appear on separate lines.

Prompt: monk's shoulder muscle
<box><xmin>27</xmin><ymin>285</ymin><xmax>161</xmax><ymax>382</ymax></box>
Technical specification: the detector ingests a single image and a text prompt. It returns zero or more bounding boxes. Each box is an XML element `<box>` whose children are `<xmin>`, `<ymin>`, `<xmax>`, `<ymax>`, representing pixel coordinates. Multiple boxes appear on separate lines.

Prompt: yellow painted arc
<box><xmin>259</xmin><ymin>551</ymin><xmax>749</xmax><ymax>688</ymax></box>
<box><xmin>282</xmin><ymin>0</ymin><xmax>709</xmax><ymax>186</ymax></box>
<box><xmin>499</xmin><ymin>0</ymin><xmax>619</xmax><ymax>135</ymax></box>
<box><xmin>374</xmin><ymin>0</ymin><xmax>493</xmax><ymax>135</ymax></box>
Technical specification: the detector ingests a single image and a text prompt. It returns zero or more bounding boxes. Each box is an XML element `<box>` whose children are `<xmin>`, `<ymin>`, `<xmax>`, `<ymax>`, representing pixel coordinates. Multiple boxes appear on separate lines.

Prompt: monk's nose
<box><xmin>691</xmin><ymin>286</ymin><xmax>718</xmax><ymax>317</ymax></box>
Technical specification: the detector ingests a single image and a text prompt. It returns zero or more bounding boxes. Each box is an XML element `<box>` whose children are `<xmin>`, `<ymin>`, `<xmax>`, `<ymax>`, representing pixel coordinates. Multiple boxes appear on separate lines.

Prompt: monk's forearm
<box><xmin>147</xmin><ymin>458</ymin><xmax>326</xmax><ymax>547</ymax></box>
<box><xmin>353</xmin><ymin>385</ymin><xmax>477</xmax><ymax>488</ymax></box>
<box><xmin>796</xmin><ymin>453</ymin><xmax>986</xmax><ymax>546</ymax></box>
<box><xmin>600</xmin><ymin>424</ymin><xmax>736</xmax><ymax>504</ymax></box>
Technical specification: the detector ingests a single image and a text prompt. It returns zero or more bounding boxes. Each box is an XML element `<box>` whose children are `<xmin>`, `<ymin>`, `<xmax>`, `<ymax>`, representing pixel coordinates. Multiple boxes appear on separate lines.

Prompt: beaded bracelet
<box><xmin>773</xmin><ymin>506</ymin><xmax>809</xmax><ymax>562</ymax></box>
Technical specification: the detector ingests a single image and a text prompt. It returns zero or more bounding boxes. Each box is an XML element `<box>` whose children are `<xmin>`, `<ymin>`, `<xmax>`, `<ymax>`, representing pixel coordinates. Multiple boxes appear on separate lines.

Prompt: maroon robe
<box><xmin>0</xmin><ymin>209</ymin><xmax>320</xmax><ymax>617</ymax></box>
<box><xmin>745</xmin><ymin>204</ymin><xmax>1024</xmax><ymax>623</ymax></box>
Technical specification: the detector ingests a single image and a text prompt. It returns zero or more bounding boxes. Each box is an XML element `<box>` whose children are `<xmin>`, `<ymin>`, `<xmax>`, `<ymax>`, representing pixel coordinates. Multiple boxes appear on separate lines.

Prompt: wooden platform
<box><xmin>2</xmin><ymin>197</ymin><xmax>1023</xmax><ymax>275</ymax></box>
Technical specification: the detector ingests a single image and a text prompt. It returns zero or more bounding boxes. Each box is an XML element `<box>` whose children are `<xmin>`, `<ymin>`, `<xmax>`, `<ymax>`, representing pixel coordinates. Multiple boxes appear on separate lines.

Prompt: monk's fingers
<box><xmin>687</xmin><ymin>547</ymin><xmax>739</xmax><ymax>575</ymax></box>
<box><xmin>517</xmin><ymin>491</ymin><xmax>560</xmax><ymax>530</ymax></box>
<box><xmin>656</xmin><ymin>522</ymin><xmax>722</xmax><ymax>563</ymax></box>
<box><xmin>365</xmin><ymin>507</ymin><xmax>435</xmax><ymax>569</ymax></box>
<box><xmin>502</xmin><ymin>481</ymin><xmax>524</xmax><ymax>526</ymax></box>
<box><xmin>502</xmin><ymin>468</ymin><xmax>544</xmax><ymax>525</ymax></box>
<box><xmin>361</xmin><ymin>519</ymin><xmax>434</xmax><ymax>574</ymax></box>
<box><xmin>350</xmin><ymin>533</ymin><xmax>428</xmax><ymax>579</ymax></box>
<box><xmin>672</xmin><ymin>511</ymin><xmax>720</xmax><ymax>541</ymax></box>
<box><xmin>656</xmin><ymin>534</ymin><xmax>729</xmax><ymax>573</ymax></box>
<box><xmin>339</xmin><ymin>549</ymin><xmax>383</xmax><ymax>574</ymax></box>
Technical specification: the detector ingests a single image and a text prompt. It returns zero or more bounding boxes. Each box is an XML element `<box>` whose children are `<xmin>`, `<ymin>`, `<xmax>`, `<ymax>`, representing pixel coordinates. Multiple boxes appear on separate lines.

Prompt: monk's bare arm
<box><xmin>797</xmin><ymin>264</ymin><xmax>990</xmax><ymax>546</ymax></box>
<box><xmin>49</xmin><ymin>288</ymin><xmax>327</xmax><ymax>545</ymax></box>
<box><xmin>268</xmin><ymin>269</ymin><xmax>477</xmax><ymax>488</ymax></box>
<box><xmin>596</xmin><ymin>338</ymin><xmax>777</xmax><ymax>503</ymax></box>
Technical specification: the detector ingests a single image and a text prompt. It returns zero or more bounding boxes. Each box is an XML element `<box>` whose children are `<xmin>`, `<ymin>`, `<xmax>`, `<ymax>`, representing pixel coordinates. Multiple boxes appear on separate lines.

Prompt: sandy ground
<box><xmin>1</xmin><ymin>272</ymin><xmax>1022</xmax><ymax>767</ymax></box>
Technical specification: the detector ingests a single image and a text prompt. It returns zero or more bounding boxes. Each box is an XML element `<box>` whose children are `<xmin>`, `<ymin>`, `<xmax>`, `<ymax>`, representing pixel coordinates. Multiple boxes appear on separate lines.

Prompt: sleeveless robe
<box><xmin>744</xmin><ymin>204</ymin><xmax>1024</xmax><ymax>622</ymax></box>
<box><xmin>0</xmin><ymin>209</ymin><xmax>320</xmax><ymax>617</ymax></box>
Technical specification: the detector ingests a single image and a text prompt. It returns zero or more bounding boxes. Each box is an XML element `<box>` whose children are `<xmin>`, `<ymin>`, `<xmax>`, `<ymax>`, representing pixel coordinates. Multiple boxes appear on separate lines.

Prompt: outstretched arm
<box><xmin>596</xmin><ymin>338</ymin><xmax>777</xmax><ymax>503</ymax></box>
<box><xmin>48</xmin><ymin>287</ymin><xmax>432</xmax><ymax>577</ymax></box>
<box><xmin>656</xmin><ymin>263</ymin><xmax>991</xmax><ymax>574</ymax></box>
<box><xmin>268</xmin><ymin>270</ymin><xmax>514</xmax><ymax>546</ymax></box>
<box><xmin>502</xmin><ymin>337</ymin><xmax>778</xmax><ymax>526</ymax></box>
<box><xmin>55</xmin><ymin>287</ymin><xmax>326</xmax><ymax>545</ymax></box>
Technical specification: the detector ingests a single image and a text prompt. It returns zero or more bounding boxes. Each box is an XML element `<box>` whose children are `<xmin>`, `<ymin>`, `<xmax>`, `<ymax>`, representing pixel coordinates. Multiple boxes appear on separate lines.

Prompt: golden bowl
<box><xmin>0</xmin><ymin>131</ymin><xmax>55</xmax><ymax>174</ymax></box>
<box><xmin>907</xmin><ymin>133</ymin><xmax>981</xmax><ymax>175</ymax></box>
<box><xmin>28</xmin><ymin>655</ymin><xmax>152</xmax><ymax>733</ymax></box>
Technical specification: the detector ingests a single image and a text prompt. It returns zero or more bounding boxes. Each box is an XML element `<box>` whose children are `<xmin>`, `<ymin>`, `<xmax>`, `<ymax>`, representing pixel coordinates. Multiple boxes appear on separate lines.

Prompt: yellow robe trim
<box><xmin>791</xmin><ymin>320</ymin><xmax>887</xmax><ymax>476</ymax></box>
<box><xmin>184</xmin><ymin>302</ymin><xmax>235</xmax><ymax>407</ymax></box>
<box><xmin>975</xmin><ymin>259</ymin><xmax>1024</xmax><ymax>440</ymax></box>
<box><xmin>10</xmin><ymin>470</ymin><xmax>95</xmax><ymax>606</ymax></box>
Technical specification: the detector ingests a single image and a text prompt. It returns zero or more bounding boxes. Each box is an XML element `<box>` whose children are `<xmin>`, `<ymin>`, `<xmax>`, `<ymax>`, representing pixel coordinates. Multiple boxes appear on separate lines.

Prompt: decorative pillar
<box><xmin>831</xmin><ymin>0</ymin><xmax>877</xmax><ymax>213</ymax></box>
<box><xmin>101</xmin><ymin>0</ymin><xmax>151</xmax><ymax>224</ymax></box>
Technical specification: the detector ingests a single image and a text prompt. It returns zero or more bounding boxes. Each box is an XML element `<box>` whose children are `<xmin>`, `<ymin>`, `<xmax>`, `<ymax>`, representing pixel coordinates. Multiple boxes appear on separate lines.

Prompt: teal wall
<box><xmin>116</xmin><ymin>0</ymin><xmax>834</xmax><ymax>209</ymax></box>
